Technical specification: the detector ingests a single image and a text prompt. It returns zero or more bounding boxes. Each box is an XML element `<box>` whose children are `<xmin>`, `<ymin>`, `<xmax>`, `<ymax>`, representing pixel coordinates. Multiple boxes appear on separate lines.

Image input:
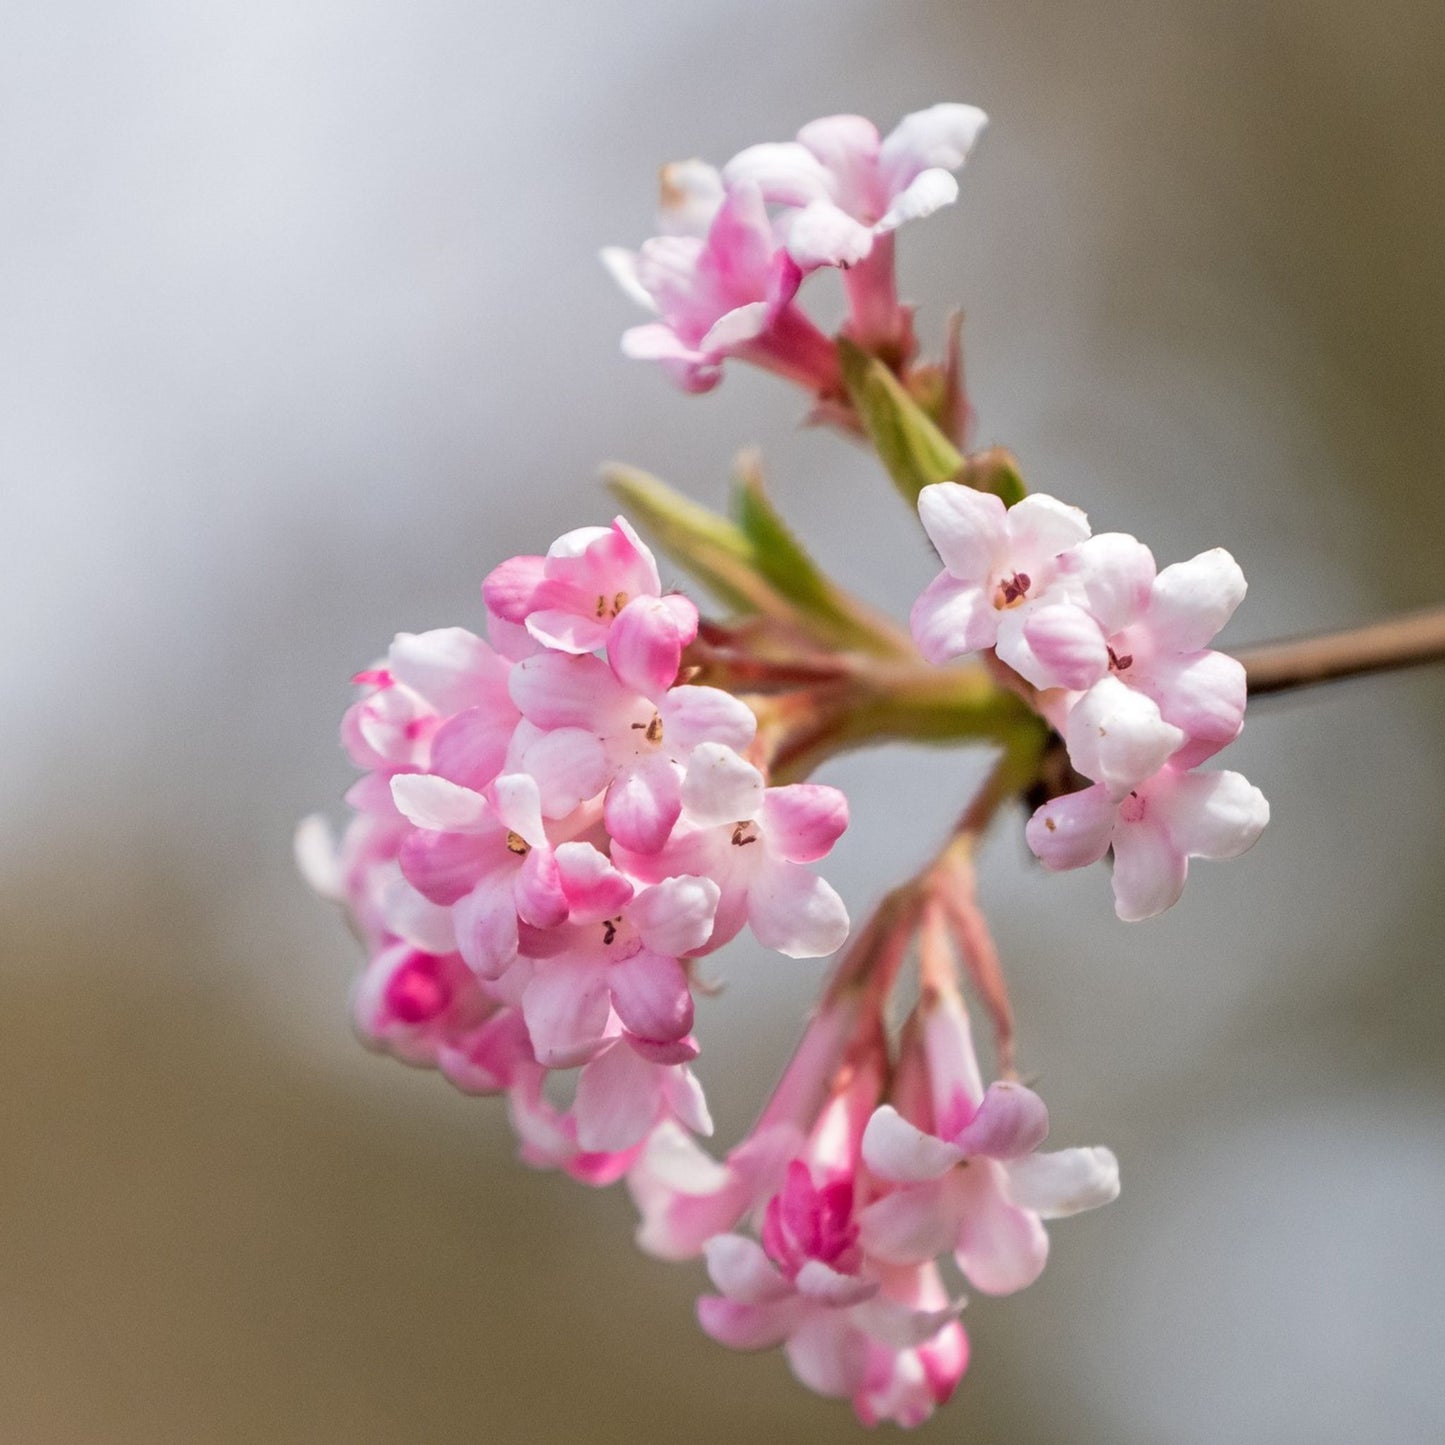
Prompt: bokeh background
<box><xmin>5</xmin><ymin>1</ymin><xmax>1445</xmax><ymax>1440</ymax></box>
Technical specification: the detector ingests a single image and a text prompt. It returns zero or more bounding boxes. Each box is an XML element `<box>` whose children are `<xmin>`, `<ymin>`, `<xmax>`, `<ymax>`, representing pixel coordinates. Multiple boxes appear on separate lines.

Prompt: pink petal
<box><xmin>680</xmin><ymin>743</ymin><xmax>765</xmax><ymax>828</ymax></box>
<box><xmin>509</xmin><ymin>652</ymin><xmax>627</xmax><ymax>731</ymax></box>
<box><xmin>482</xmin><ymin>555</ymin><xmax>546</xmax><ymax>623</ymax></box>
<box><xmin>452</xmin><ymin>875</ymin><xmax>520</xmax><ymax>979</ymax></box>
<box><xmin>953</xmin><ymin>1082</ymin><xmax>1051</xmax><ymax>1159</ymax></box>
<box><xmin>916</xmin><ymin>482</ymin><xmax>1006</xmax><ymax>582</ymax></box>
<box><xmin>857</xmin><ymin>1186</ymin><xmax>959</xmax><ymax>1267</ymax></box>
<box><xmin>1057</xmin><ymin>532</ymin><xmax>1155</xmax><ymax>635</ymax></box>
<box><xmin>1110</xmin><ymin>812</ymin><xmax>1187</xmax><ymax>922</ymax></box>
<box><xmin>608</xmin><ymin>595</ymin><xmax>690</xmax><ymax>698</ymax></box>
<box><xmin>1147</xmin><ymin>548</ymin><xmax>1247</xmax><ymax>651</ymax></box>
<box><xmin>704</xmin><ymin>1234</ymin><xmax>794</xmax><ymax>1304</ymax></box>
<box><xmin>1065</xmin><ymin>676</ymin><xmax>1185</xmax><ymax>798</ymax></box>
<box><xmin>660</xmin><ymin>686</ymin><xmax>758</xmax><ymax>755</ymax></box>
<box><xmin>521</xmin><ymin>955</ymin><xmax>612</xmax><ymax>1068</ymax></box>
<box><xmin>523</xmin><ymin>609</ymin><xmax>609</xmax><ymax>654</ymax></box>
<box><xmin>429</xmin><ymin>706</ymin><xmax>516</xmax><ymax>792</ymax></box>
<box><xmin>785</xmin><ymin>200</ymin><xmax>875</xmax><ymax>269</ymax></box>
<box><xmin>1005</xmin><ymin>1147</ymin><xmax>1120</xmax><ymax>1218</ymax></box>
<box><xmin>697</xmin><ymin>1296</ymin><xmax>798</xmax><ymax>1352</ymax></box>
<box><xmin>1022</xmin><ymin>602</ymin><xmax>1110</xmax><ymax>692</ymax></box>
<box><xmin>953</xmin><ymin>1165</ymin><xmax>1050</xmax><ymax>1295</ymax></box>
<box><xmin>663</xmin><ymin>1064</ymin><xmax>713</xmax><ymax>1135</ymax></box>
<box><xmin>1149</xmin><ymin>650</ymin><xmax>1247</xmax><ymax>757</ymax></box>
<box><xmin>608</xmin><ymin>948</ymin><xmax>694</xmax><ymax>1044</ymax></box>
<box><xmin>606</xmin><ymin>753</ymin><xmax>684</xmax><ymax>854</ymax></box>
<box><xmin>721</xmin><ymin>140</ymin><xmax>832</xmax><ymax>207</ymax></box>
<box><xmin>389</xmin><ymin>774</ymin><xmax>489</xmax><ymax>832</ymax></box>
<box><xmin>629</xmin><ymin>874</ymin><xmax>720</xmax><ymax>956</ymax></box>
<box><xmin>747</xmin><ymin>862</ymin><xmax>850</xmax><ymax>959</ymax></box>
<box><xmin>517</xmin><ymin>726</ymin><xmax>610</xmax><ymax>817</ymax></box>
<box><xmin>909</xmin><ymin>573</ymin><xmax>994</xmax><ymax>665</ymax></box>
<box><xmin>625</xmin><ymin>1032</ymin><xmax>700</xmax><ymax>1066</ymax></box>
<box><xmin>879</xmin><ymin>102</ymin><xmax>987</xmax><ymax>192</ymax></box>
<box><xmin>784</xmin><ymin>1311</ymin><xmax>869</xmax><ymax>1399</ymax></box>
<box><xmin>877</xmin><ymin>168</ymin><xmax>958</xmax><ymax>231</ymax></box>
<box><xmin>387</xmin><ymin>628</ymin><xmax>505</xmax><ymax>713</ymax></box>
<box><xmin>862</xmin><ymin>1105</ymin><xmax>964</xmax><ymax>1183</ymax></box>
<box><xmin>398</xmin><ymin>829</ymin><xmax>490</xmax><ymax>906</ymax></box>
<box><xmin>514</xmin><ymin>845</ymin><xmax>566</xmax><ymax>930</ymax></box>
<box><xmin>1002</xmin><ymin>494</ymin><xmax>1092</xmax><ymax>568</ymax></box>
<box><xmin>554</xmin><ymin>841</ymin><xmax>635</xmax><ymax>923</ymax></box>
<box><xmin>1158</xmin><ymin>768</ymin><xmax>1270</xmax><ymax>860</ymax></box>
<box><xmin>1025</xmin><ymin>783</ymin><xmax>1116</xmax><ymax>872</ymax></box>
<box><xmin>760</xmin><ymin>785</ymin><xmax>849</xmax><ymax>863</ymax></box>
<box><xmin>795</xmin><ymin>1260</ymin><xmax>879</xmax><ymax>1307</ymax></box>
<box><xmin>573</xmin><ymin>1041</ymin><xmax>663</xmax><ymax>1153</ymax></box>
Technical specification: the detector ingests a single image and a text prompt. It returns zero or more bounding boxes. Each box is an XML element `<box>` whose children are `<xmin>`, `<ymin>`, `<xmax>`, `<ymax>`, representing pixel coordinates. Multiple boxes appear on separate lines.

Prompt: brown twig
<box><xmin>1239</xmin><ymin>606</ymin><xmax>1445</xmax><ymax>696</ymax></box>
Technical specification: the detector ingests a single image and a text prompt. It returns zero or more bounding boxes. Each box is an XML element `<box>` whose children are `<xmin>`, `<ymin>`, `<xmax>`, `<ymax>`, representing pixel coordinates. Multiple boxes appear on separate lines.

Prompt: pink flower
<box><xmin>1026</xmin><ymin>762</ymin><xmax>1270</xmax><ymax>921</ymax></box>
<box><xmin>517</xmin><ymin>851</ymin><xmax>720</xmax><ymax>1067</ymax></box>
<box><xmin>723</xmin><ymin>104</ymin><xmax>986</xmax><ymax>356</ymax></box>
<box><xmin>482</xmin><ymin>516</ymin><xmax>699</xmax><ymax>659</ymax></box>
<box><xmin>911</xmin><ymin>485</ymin><xmax>1092</xmax><ymax>683</ymax></box>
<box><xmin>603</xmin><ymin>179</ymin><xmax>839</xmax><ymax>395</ymax></box>
<box><xmin>857</xmin><ymin>989</ymin><xmax>1119</xmax><ymax>1295</ymax></box>
<box><xmin>390</xmin><ymin>771</ymin><xmax>568</xmax><ymax>977</ymax></box>
<box><xmin>507</xmin><ymin>622</ymin><xmax>756</xmax><ymax>852</ymax></box>
<box><xmin>723</xmin><ymin>105</ymin><xmax>988</xmax><ymax>271</ymax></box>
<box><xmin>341</xmin><ymin>627</ymin><xmax>517</xmax><ymax>786</ymax></box>
<box><xmin>695</xmin><ymin>1077</ymin><xmax>967</xmax><ymax>1426</ymax></box>
<box><xmin>1025</xmin><ymin>537</ymin><xmax>1248</xmax><ymax>764</ymax></box>
<box><xmin>616</xmin><ymin>742</ymin><xmax>850</xmax><ymax>958</ymax></box>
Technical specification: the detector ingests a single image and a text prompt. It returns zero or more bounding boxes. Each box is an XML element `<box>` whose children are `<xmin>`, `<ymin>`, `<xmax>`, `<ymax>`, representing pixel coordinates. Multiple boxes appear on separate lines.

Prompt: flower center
<box><xmin>505</xmin><ymin>831</ymin><xmax>530</xmax><ymax>856</ymax></box>
<box><xmin>629</xmin><ymin>711</ymin><xmax>665</xmax><ymax>745</ymax></box>
<box><xmin>1119</xmin><ymin>791</ymin><xmax>1147</xmax><ymax>824</ymax></box>
<box><xmin>731</xmin><ymin>821</ymin><xmax>759</xmax><ymax>847</ymax></box>
<box><xmin>594</xmin><ymin>590</ymin><xmax>630</xmax><ymax>619</ymax></box>
<box><xmin>1107</xmin><ymin>644</ymin><xmax>1134</xmax><ymax>674</ymax></box>
<box><xmin>993</xmin><ymin>571</ymin><xmax>1031</xmax><ymax>610</ymax></box>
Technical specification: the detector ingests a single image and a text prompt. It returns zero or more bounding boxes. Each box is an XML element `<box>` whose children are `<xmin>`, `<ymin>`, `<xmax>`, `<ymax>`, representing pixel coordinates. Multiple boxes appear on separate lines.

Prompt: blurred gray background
<box><xmin>4</xmin><ymin>1</ymin><xmax>1444</xmax><ymax>1440</ymax></box>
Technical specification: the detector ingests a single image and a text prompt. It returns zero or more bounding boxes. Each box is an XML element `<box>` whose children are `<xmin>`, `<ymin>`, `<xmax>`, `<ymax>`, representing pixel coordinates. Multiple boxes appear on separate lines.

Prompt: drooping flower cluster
<box><xmin>911</xmin><ymin>485</ymin><xmax>1270</xmax><ymax>919</ymax></box>
<box><xmin>630</xmin><ymin>963</ymin><xmax>1116</xmax><ymax>1427</ymax></box>
<box><xmin>299</xmin><ymin>516</ymin><xmax>850</xmax><ymax>1180</ymax></box>
<box><xmin>603</xmin><ymin>102</ymin><xmax>988</xmax><ymax>393</ymax></box>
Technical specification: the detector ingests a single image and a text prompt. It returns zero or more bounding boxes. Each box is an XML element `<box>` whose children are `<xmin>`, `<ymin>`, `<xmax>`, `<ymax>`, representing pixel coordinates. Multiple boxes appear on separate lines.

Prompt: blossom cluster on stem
<box><xmin>299</xmin><ymin>516</ymin><xmax>850</xmax><ymax>1181</ymax></box>
<box><xmin>604</xmin><ymin>102</ymin><xmax>987</xmax><ymax>395</ymax></box>
<box><xmin>911</xmin><ymin>485</ymin><xmax>1270</xmax><ymax>920</ymax></box>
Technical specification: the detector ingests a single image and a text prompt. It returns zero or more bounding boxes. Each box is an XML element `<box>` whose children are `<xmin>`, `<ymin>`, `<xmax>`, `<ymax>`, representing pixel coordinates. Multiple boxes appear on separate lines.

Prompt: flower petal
<box><xmin>1065</xmin><ymin>676</ymin><xmax>1185</xmax><ymax>798</ymax></box>
<box><xmin>390</xmin><ymin>774</ymin><xmax>489</xmax><ymax>833</ymax></box>
<box><xmin>697</xmin><ymin>1296</ymin><xmax>798</xmax><ymax>1352</ymax></box>
<box><xmin>1005</xmin><ymin>1146</ymin><xmax>1120</xmax><ymax>1218</ymax></box>
<box><xmin>953</xmin><ymin>1082</ymin><xmax>1051</xmax><ymax>1160</ymax></box>
<box><xmin>953</xmin><ymin>1165</ymin><xmax>1050</xmax><ymax>1295</ymax></box>
<box><xmin>629</xmin><ymin>874</ymin><xmax>720</xmax><ymax>956</ymax></box>
<box><xmin>748</xmin><ymin>862</ymin><xmax>849</xmax><ymax>959</ymax></box>
<box><xmin>554</xmin><ymin>841</ymin><xmax>635</xmax><ymax>923</ymax></box>
<box><xmin>1025</xmin><ymin>783</ymin><xmax>1116</xmax><ymax>872</ymax></box>
<box><xmin>795</xmin><ymin>1260</ymin><xmax>879</xmax><ymax>1307</ymax></box>
<box><xmin>1022</xmin><ymin>601</ymin><xmax>1109</xmax><ymax>692</ymax></box>
<box><xmin>1110</xmin><ymin>812</ymin><xmax>1187</xmax><ymax>921</ymax></box>
<box><xmin>608</xmin><ymin>948</ymin><xmax>694</xmax><ymax>1044</ymax></box>
<box><xmin>1159</xmin><ymin>768</ymin><xmax>1270</xmax><ymax>860</ymax></box>
<box><xmin>660</xmin><ymin>685</ymin><xmax>758</xmax><ymax>755</ymax></box>
<box><xmin>760</xmin><ymin>785</ymin><xmax>849</xmax><ymax>863</ymax></box>
<box><xmin>521</xmin><ymin>955</ymin><xmax>612</xmax><ymax>1068</ymax></box>
<box><xmin>916</xmin><ymin>482</ymin><xmax>1006</xmax><ymax>581</ymax></box>
<box><xmin>608</xmin><ymin>594</ymin><xmax>692</xmax><ymax>698</ymax></box>
<box><xmin>909</xmin><ymin>573</ymin><xmax>994</xmax><ymax>665</ymax></box>
<box><xmin>784</xmin><ymin>1312</ymin><xmax>869</xmax><ymax>1399</ymax></box>
<box><xmin>452</xmin><ymin>875</ymin><xmax>520</xmax><ymax>979</ymax></box>
<box><xmin>1148</xmin><ymin>548</ymin><xmax>1247</xmax><ymax>651</ymax></box>
<box><xmin>680</xmin><ymin>742</ymin><xmax>765</xmax><ymax>827</ymax></box>
<box><xmin>606</xmin><ymin>753</ymin><xmax>684</xmax><ymax>854</ymax></box>
<box><xmin>704</xmin><ymin>1234</ymin><xmax>793</xmax><ymax>1304</ymax></box>
<box><xmin>573</xmin><ymin>1041</ymin><xmax>662</xmax><ymax>1153</ymax></box>
<box><xmin>862</xmin><ymin>1105</ymin><xmax>964</xmax><ymax>1183</ymax></box>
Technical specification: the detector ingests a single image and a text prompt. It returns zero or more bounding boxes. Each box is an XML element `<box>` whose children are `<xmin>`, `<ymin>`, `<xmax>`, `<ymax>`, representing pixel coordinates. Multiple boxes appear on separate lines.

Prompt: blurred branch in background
<box><xmin>1241</xmin><ymin>605</ymin><xmax>1445</xmax><ymax>696</ymax></box>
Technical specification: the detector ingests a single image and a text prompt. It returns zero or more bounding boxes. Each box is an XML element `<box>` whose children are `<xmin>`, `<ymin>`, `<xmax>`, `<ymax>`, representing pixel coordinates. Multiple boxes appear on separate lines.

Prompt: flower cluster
<box><xmin>631</xmin><ymin>967</ymin><xmax>1117</xmax><ymax>1427</ymax></box>
<box><xmin>604</xmin><ymin>102</ymin><xmax>988</xmax><ymax>393</ymax></box>
<box><xmin>912</xmin><ymin>485</ymin><xmax>1270</xmax><ymax>919</ymax></box>
<box><xmin>299</xmin><ymin>516</ymin><xmax>850</xmax><ymax>1179</ymax></box>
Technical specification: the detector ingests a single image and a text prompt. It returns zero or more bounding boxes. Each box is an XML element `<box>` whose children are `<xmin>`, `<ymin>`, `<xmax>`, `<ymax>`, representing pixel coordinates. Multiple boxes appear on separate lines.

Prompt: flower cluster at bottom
<box><xmin>300</xmin><ymin>514</ymin><xmax>1118</xmax><ymax>1427</ymax></box>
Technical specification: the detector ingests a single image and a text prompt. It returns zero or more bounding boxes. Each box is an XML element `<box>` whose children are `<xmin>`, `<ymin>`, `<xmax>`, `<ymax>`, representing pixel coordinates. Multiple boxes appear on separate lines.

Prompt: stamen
<box><xmin>731</xmin><ymin>821</ymin><xmax>759</xmax><ymax>847</ymax></box>
<box><xmin>993</xmin><ymin>571</ymin><xmax>1031</xmax><ymax>609</ymax></box>
<box><xmin>602</xmin><ymin>918</ymin><xmax>619</xmax><ymax>945</ymax></box>
<box><xmin>1107</xmin><ymin>645</ymin><xmax>1134</xmax><ymax>673</ymax></box>
<box><xmin>505</xmin><ymin>831</ymin><xmax>530</xmax><ymax>856</ymax></box>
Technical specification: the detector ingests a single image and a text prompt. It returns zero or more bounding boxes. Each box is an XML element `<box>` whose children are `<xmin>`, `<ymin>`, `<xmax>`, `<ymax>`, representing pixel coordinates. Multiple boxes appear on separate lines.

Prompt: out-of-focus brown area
<box><xmin>4</xmin><ymin>1</ymin><xmax>1445</xmax><ymax>1440</ymax></box>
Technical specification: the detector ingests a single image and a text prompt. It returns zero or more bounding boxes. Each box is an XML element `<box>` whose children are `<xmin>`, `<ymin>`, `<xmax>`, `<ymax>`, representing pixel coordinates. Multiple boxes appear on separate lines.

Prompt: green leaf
<box><xmin>837</xmin><ymin>337</ymin><xmax>964</xmax><ymax>504</ymax></box>
<box><xmin>837</xmin><ymin>338</ymin><xmax>1028</xmax><ymax>508</ymax></box>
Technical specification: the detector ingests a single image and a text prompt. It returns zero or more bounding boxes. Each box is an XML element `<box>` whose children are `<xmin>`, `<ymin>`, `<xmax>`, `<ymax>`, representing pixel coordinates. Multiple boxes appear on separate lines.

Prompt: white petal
<box><xmin>704</xmin><ymin>1234</ymin><xmax>794</xmax><ymax>1304</ymax></box>
<box><xmin>784</xmin><ymin>200</ymin><xmax>875</xmax><ymax>269</ymax></box>
<box><xmin>1110</xmin><ymin>814</ymin><xmax>1187</xmax><ymax>922</ymax></box>
<box><xmin>1148</xmin><ymin>548</ymin><xmax>1247</xmax><ymax>651</ymax></box>
<box><xmin>600</xmin><ymin>245</ymin><xmax>656</xmax><ymax>310</ymax></box>
<box><xmin>879</xmin><ymin>102</ymin><xmax>987</xmax><ymax>191</ymax></box>
<box><xmin>389</xmin><ymin>774</ymin><xmax>489</xmax><ymax>832</ymax></box>
<box><xmin>680</xmin><ymin>742</ymin><xmax>765</xmax><ymax>827</ymax></box>
<box><xmin>722</xmin><ymin>140</ymin><xmax>832</xmax><ymax>206</ymax></box>
<box><xmin>1005</xmin><ymin>1146</ymin><xmax>1120</xmax><ymax>1217</ymax></box>
<box><xmin>630</xmin><ymin>874</ymin><xmax>720</xmax><ymax>956</ymax></box>
<box><xmin>293</xmin><ymin>815</ymin><xmax>342</xmax><ymax>900</ymax></box>
<box><xmin>1065</xmin><ymin>676</ymin><xmax>1185</xmax><ymax>798</ymax></box>
<box><xmin>1159</xmin><ymin>768</ymin><xmax>1270</xmax><ymax>860</ymax></box>
<box><xmin>916</xmin><ymin>482</ymin><xmax>1006</xmax><ymax>581</ymax></box>
<box><xmin>877</xmin><ymin>168</ymin><xmax>958</xmax><ymax>232</ymax></box>
<box><xmin>747</xmin><ymin>862</ymin><xmax>849</xmax><ymax>959</ymax></box>
<box><xmin>862</xmin><ymin>1105</ymin><xmax>963</xmax><ymax>1183</ymax></box>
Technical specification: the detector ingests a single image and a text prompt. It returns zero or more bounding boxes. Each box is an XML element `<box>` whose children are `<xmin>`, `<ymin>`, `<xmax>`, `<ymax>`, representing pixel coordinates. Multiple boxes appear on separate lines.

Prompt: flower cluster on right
<box><xmin>912</xmin><ymin>484</ymin><xmax>1270</xmax><ymax>920</ymax></box>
